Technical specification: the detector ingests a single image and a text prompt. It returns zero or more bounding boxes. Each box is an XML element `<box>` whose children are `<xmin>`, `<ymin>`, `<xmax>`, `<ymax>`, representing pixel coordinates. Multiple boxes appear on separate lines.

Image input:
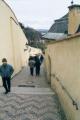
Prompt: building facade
<box><xmin>45</xmin><ymin>4</ymin><xmax>80</xmax><ymax>120</ymax></box>
<box><xmin>0</xmin><ymin>0</ymin><xmax>28</xmax><ymax>73</ymax></box>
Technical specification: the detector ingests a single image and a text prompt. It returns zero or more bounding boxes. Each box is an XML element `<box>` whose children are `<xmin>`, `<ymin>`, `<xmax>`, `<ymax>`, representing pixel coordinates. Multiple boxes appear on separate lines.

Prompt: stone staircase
<box><xmin>11</xmin><ymin>87</ymin><xmax>55</xmax><ymax>94</ymax></box>
<box><xmin>0</xmin><ymin>87</ymin><xmax>66</xmax><ymax>120</ymax></box>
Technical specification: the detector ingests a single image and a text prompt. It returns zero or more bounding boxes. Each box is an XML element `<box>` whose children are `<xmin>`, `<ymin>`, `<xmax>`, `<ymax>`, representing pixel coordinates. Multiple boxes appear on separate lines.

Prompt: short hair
<box><xmin>2</xmin><ymin>58</ymin><xmax>7</xmax><ymax>62</ymax></box>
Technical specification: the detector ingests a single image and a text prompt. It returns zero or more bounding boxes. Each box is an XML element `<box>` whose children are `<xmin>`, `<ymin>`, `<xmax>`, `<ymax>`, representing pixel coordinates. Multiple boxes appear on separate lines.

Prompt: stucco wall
<box><xmin>68</xmin><ymin>7</ymin><xmax>80</xmax><ymax>35</ymax></box>
<box><xmin>0</xmin><ymin>0</ymin><xmax>29</xmax><ymax>85</ymax></box>
<box><xmin>45</xmin><ymin>47</ymin><xmax>51</xmax><ymax>83</ymax></box>
<box><xmin>45</xmin><ymin>35</ymin><xmax>80</xmax><ymax>120</ymax></box>
<box><xmin>0</xmin><ymin>0</ymin><xmax>42</xmax><ymax>85</ymax></box>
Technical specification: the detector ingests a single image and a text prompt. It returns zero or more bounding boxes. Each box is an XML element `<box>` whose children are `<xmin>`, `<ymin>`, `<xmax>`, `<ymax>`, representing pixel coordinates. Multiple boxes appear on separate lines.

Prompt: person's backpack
<box><xmin>28</xmin><ymin>60</ymin><xmax>35</xmax><ymax>68</ymax></box>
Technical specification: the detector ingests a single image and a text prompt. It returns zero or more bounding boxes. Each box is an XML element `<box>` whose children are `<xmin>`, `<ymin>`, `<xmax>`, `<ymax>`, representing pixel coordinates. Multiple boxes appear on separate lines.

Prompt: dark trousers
<box><xmin>30</xmin><ymin>68</ymin><xmax>34</xmax><ymax>76</ymax></box>
<box><xmin>36</xmin><ymin>65</ymin><xmax>40</xmax><ymax>76</ymax></box>
<box><xmin>2</xmin><ymin>77</ymin><xmax>11</xmax><ymax>92</ymax></box>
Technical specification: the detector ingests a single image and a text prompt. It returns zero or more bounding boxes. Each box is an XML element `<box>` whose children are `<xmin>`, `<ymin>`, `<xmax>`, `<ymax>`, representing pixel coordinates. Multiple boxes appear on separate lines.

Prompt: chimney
<box><xmin>68</xmin><ymin>4</ymin><xmax>80</xmax><ymax>35</ymax></box>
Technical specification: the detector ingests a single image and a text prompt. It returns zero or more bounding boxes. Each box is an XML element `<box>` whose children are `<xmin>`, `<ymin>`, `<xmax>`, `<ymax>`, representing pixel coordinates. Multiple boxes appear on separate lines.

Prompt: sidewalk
<box><xmin>0</xmin><ymin>64</ymin><xmax>67</xmax><ymax>120</ymax></box>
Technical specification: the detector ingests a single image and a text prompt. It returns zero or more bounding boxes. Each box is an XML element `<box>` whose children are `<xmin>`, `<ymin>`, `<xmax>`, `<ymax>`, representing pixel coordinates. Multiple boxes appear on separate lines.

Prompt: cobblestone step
<box><xmin>0</xmin><ymin>87</ymin><xmax>55</xmax><ymax>95</ymax></box>
<box><xmin>0</xmin><ymin>64</ymin><xmax>67</xmax><ymax>120</ymax></box>
<box><xmin>0</xmin><ymin>90</ymin><xmax>64</xmax><ymax>120</ymax></box>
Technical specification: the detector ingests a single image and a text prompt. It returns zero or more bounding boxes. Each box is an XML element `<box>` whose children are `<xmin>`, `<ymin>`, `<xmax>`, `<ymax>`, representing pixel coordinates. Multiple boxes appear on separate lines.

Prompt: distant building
<box><xmin>49</xmin><ymin>14</ymin><xmax>68</xmax><ymax>34</ymax></box>
<box><xmin>43</xmin><ymin>33</ymin><xmax>67</xmax><ymax>40</ymax></box>
<box><xmin>37</xmin><ymin>29</ymin><xmax>48</xmax><ymax>36</ymax></box>
<box><xmin>43</xmin><ymin>4</ymin><xmax>80</xmax><ymax>40</ymax></box>
<box><xmin>68</xmin><ymin>4</ymin><xmax>80</xmax><ymax>34</ymax></box>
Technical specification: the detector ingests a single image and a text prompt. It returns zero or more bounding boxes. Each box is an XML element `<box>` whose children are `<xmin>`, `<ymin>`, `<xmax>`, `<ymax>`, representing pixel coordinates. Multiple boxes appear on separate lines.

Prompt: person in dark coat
<box><xmin>39</xmin><ymin>54</ymin><xmax>44</xmax><ymax>65</ymax></box>
<box><xmin>28</xmin><ymin>56</ymin><xmax>35</xmax><ymax>76</ymax></box>
<box><xmin>35</xmin><ymin>55</ymin><xmax>41</xmax><ymax>76</ymax></box>
<box><xmin>0</xmin><ymin>58</ymin><xmax>14</xmax><ymax>94</ymax></box>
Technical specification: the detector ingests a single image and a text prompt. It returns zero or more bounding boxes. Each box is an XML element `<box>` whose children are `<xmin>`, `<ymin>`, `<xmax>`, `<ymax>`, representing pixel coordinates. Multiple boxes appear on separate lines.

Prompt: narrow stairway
<box><xmin>0</xmin><ymin>64</ymin><xmax>67</xmax><ymax>120</ymax></box>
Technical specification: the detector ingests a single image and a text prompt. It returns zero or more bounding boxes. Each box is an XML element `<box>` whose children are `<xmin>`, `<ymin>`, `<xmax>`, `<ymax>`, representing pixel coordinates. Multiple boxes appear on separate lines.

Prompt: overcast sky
<box><xmin>6</xmin><ymin>0</ymin><xmax>80</xmax><ymax>30</ymax></box>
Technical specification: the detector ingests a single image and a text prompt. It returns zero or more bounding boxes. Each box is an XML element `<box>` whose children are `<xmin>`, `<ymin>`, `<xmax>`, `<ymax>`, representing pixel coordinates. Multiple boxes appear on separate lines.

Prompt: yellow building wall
<box><xmin>0</xmin><ymin>0</ymin><xmax>28</xmax><ymax>84</ymax></box>
<box><xmin>18</xmin><ymin>25</ymin><xmax>28</xmax><ymax>67</ymax></box>
<box><xmin>45</xmin><ymin>35</ymin><xmax>80</xmax><ymax>120</ymax></box>
<box><xmin>10</xmin><ymin>19</ymin><xmax>22</xmax><ymax>73</ymax></box>
<box><xmin>0</xmin><ymin>0</ymin><xmax>14</xmax><ymax>65</ymax></box>
<box><xmin>68</xmin><ymin>7</ymin><xmax>80</xmax><ymax>34</ymax></box>
<box><xmin>0</xmin><ymin>0</ymin><xmax>43</xmax><ymax>81</ymax></box>
<box><xmin>45</xmin><ymin>47</ymin><xmax>51</xmax><ymax>83</ymax></box>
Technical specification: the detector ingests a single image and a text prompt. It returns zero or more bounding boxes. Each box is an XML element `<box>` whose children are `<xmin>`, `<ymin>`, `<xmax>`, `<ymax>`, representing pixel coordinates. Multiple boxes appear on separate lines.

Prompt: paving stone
<box><xmin>0</xmin><ymin>64</ymin><xmax>67</xmax><ymax>120</ymax></box>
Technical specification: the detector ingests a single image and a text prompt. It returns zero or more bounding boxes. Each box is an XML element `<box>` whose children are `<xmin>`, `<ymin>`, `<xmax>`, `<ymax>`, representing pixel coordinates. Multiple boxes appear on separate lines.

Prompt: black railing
<box><xmin>51</xmin><ymin>74</ymin><xmax>78</xmax><ymax>110</ymax></box>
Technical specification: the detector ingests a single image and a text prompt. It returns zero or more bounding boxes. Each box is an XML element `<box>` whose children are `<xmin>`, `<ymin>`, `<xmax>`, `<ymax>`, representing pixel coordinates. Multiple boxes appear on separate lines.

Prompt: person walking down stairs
<box><xmin>0</xmin><ymin>58</ymin><xmax>14</xmax><ymax>94</ymax></box>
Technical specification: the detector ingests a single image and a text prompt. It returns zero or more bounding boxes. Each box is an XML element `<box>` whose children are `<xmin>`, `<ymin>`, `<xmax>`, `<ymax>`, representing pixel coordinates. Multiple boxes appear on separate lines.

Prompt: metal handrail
<box><xmin>51</xmin><ymin>74</ymin><xmax>78</xmax><ymax>110</ymax></box>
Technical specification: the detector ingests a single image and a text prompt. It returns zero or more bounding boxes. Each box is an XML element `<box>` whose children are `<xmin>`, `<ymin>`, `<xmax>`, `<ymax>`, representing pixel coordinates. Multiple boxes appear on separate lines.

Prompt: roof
<box><xmin>46</xmin><ymin>33</ymin><xmax>80</xmax><ymax>45</ymax></box>
<box><xmin>68</xmin><ymin>4</ymin><xmax>80</xmax><ymax>10</ymax></box>
<box><xmin>43</xmin><ymin>32</ymin><xmax>67</xmax><ymax>40</ymax></box>
<box><xmin>49</xmin><ymin>14</ymin><xmax>68</xmax><ymax>34</ymax></box>
<box><xmin>49</xmin><ymin>4</ymin><xmax>80</xmax><ymax>34</ymax></box>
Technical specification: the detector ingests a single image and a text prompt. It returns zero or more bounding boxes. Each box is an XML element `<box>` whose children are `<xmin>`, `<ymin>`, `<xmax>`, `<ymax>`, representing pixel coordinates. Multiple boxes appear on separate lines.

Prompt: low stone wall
<box><xmin>45</xmin><ymin>34</ymin><xmax>80</xmax><ymax>120</ymax></box>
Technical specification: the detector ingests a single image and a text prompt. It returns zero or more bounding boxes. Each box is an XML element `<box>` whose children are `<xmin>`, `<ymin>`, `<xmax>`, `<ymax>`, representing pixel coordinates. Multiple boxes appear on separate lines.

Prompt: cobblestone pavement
<box><xmin>0</xmin><ymin>64</ymin><xmax>67</xmax><ymax>120</ymax></box>
<box><xmin>11</xmin><ymin>64</ymin><xmax>49</xmax><ymax>88</ymax></box>
<box><xmin>0</xmin><ymin>91</ymin><xmax>65</xmax><ymax>120</ymax></box>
